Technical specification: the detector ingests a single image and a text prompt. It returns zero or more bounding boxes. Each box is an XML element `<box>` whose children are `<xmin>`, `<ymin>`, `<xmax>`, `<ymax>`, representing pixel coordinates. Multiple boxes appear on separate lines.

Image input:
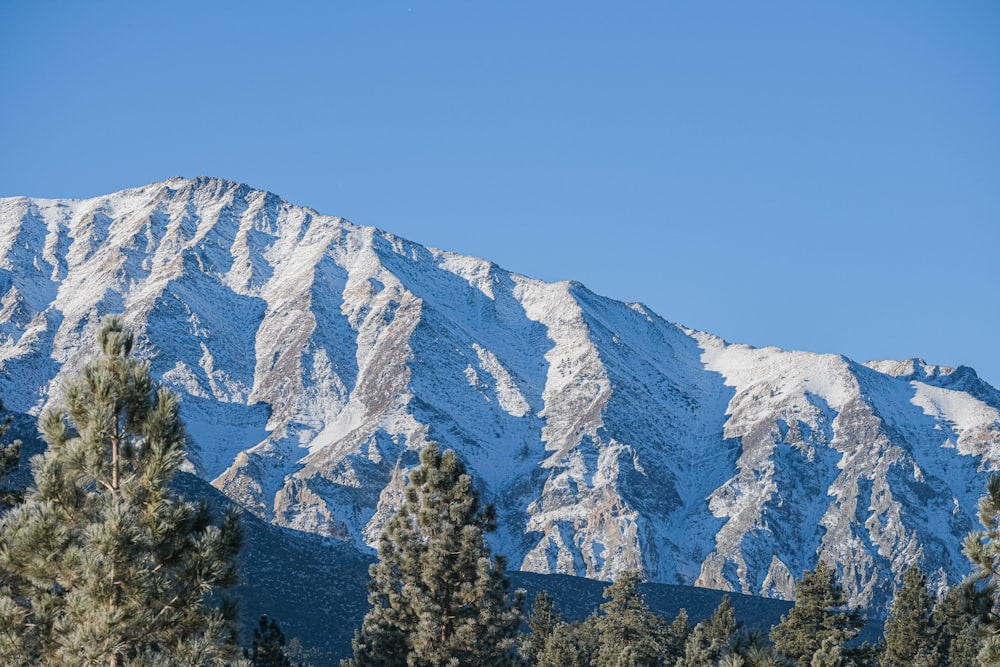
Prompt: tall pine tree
<box><xmin>933</xmin><ymin>585</ymin><xmax>980</xmax><ymax>667</ymax></box>
<box><xmin>593</xmin><ymin>570</ymin><xmax>670</xmax><ymax>667</ymax></box>
<box><xmin>522</xmin><ymin>591</ymin><xmax>561</xmax><ymax>665</ymax></box>
<box><xmin>964</xmin><ymin>473</ymin><xmax>1000</xmax><ymax>666</ymax></box>
<box><xmin>346</xmin><ymin>443</ymin><xmax>523</xmax><ymax>667</ymax></box>
<box><xmin>663</xmin><ymin>608</ymin><xmax>691</xmax><ymax>666</ymax></box>
<box><xmin>0</xmin><ymin>316</ymin><xmax>242</xmax><ymax>666</ymax></box>
<box><xmin>769</xmin><ymin>560</ymin><xmax>863</xmax><ymax>667</ymax></box>
<box><xmin>679</xmin><ymin>595</ymin><xmax>742</xmax><ymax>667</ymax></box>
<box><xmin>0</xmin><ymin>397</ymin><xmax>22</xmax><ymax>509</ymax></box>
<box><xmin>245</xmin><ymin>615</ymin><xmax>294</xmax><ymax>667</ymax></box>
<box><xmin>535</xmin><ymin>619</ymin><xmax>599</xmax><ymax>667</ymax></box>
<box><xmin>881</xmin><ymin>566</ymin><xmax>939</xmax><ymax>667</ymax></box>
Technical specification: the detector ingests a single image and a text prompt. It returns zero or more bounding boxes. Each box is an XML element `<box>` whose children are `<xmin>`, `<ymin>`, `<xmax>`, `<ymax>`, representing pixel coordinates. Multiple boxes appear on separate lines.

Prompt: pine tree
<box><xmin>535</xmin><ymin>619</ymin><xmax>598</xmax><ymax>667</ymax></box>
<box><xmin>769</xmin><ymin>561</ymin><xmax>863</xmax><ymax>667</ymax></box>
<box><xmin>0</xmin><ymin>397</ymin><xmax>22</xmax><ymax>509</ymax></box>
<box><xmin>847</xmin><ymin>641</ymin><xmax>882</xmax><ymax>667</ymax></box>
<box><xmin>593</xmin><ymin>570</ymin><xmax>670</xmax><ymax>667</ymax></box>
<box><xmin>726</xmin><ymin>630</ymin><xmax>787</xmax><ymax>667</ymax></box>
<box><xmin>707</xmin><ymin>595</ymin><xmax>740</xmax><ymax>648</ymax></box>
<box><xmin>346</xmin><ymin>443</ymin><xmax>524</xmax><ymax>667</ymax></box>
<box><xmin>745</xmin><ymin>644</ymin><xmax>789</xmax><ymax>667</ymax></box>
<box><xmin>809</xmin><ymin>638</ymin><xmax>845</xmax><ymax>667</ymax></box>
<box><xmin>286</xmin><ymin>637</ymin><xmax>321</xmax><ymax>667</ymax></box>
<box><xmin>963</xmin><ymin>473</ymin><xmax>1000</xmax><ymax>666</ymax></box>
<box><xmin>680</xmin><ymin>622</ymin><xmax>716</xmax><ymax>667</ymax></box>
<box><xmin>881</xmin><ymin>566</ymin><xmax>938</xmax><ymax>667</ymax></box>
<box><xmin>522</xmin><ymin>591</ymin><xmax>561</xmax><ymax>665</ymax></box>
<box><xmin>245</xmin><ymin>615</ymin><xmax>293</xmax><ymax>667</ymax></box>
<box><xmin>663</xmin><ymin>608</ymin><xmax>691</xmax><ymax>666</ymax></box>
<box><xmin>0</xmin><ymin>316</ymin><xmax>243</xmax><ymax>666</ymax></box>
<box><xmin>678</xmin><ymin>595</ymin><xmax>743</xmax><ymax>667</ymax></box>
<box><xmin>933</xmin><ymin>585</ymin><xmax>980</xmax><ymax>667</ymax></box>
<box><xmin>719</xmin><ymin>654</ymin><xmax>747</xmax><ymax>667</ymax></box>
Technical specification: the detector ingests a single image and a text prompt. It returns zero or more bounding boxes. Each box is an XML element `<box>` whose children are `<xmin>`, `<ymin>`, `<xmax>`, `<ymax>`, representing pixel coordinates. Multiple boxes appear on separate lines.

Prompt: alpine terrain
<box><xmin>1</xmin><ymin>176</ymin><xmax>997</xmax><ymax>615</ymax></box>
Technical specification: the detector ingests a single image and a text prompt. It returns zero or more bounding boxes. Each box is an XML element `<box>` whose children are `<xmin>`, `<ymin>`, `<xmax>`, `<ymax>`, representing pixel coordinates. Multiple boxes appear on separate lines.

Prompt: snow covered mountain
<box><xmin>2</xmin><ymin>176</ymin><xmax>998</xmax><ymax>613</ymax></box>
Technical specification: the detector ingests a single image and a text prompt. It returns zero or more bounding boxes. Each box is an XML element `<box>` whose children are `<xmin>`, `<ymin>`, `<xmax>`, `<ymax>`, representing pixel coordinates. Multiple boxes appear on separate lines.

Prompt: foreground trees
<box><xmin>679</xmin><ymin>594</ymin><xmax>739</xmax><ymax>666</ymax></box>
<box><xmin>522</xmin><ymin>591</ymin><xmax>561</xmax><ymax>664</ymax></box>
<box><xmin>0</xmin><ymin>397</ymin><xmax>22</xmax><ymax>509</ymax></box>
<box><xmin>346</xmin><ymin>443</ymin><xmax>524</xmax><ymax>667</ymax></box>
<box><xmin>0</xmin><ymin>316</ymin><xmax>242</xmax><ymax>666</ymax></box>
<box><xmin>246</xmin><ymin>615</ymin><xmax>294</xmax><ymax>667</ymax></box>
<box><xmin>769</xmin><ymin>561</ymin><xmax>863</xmax><ymax>667</ymax></box>
<box><xmin>876</xmin><ymin>564</ymin><xmax>980</xmax><ymax>667</ymax></box>
<box><xmin>880</xmin><ymin>566</ymin><xmax>938</xmax><ymax>667</ymax></box>
<box><xmin>933</xmin><ymin>585</ymin><xmax>980</xmax><ymax>667</ymax></box>
<box><xmin>964</xmin><ymin>473</ymin><xmax>1000</xmax><ymax>666</ymax></box>
<box><xmin>340</xmin><ymin>445</ymin><xmax>996</xmax><ymax>666</ymax></box>
<box><xmin>594</xmin><ymin>570</ymin><xmax>672</xmax><ymax>667</ymax></box>
<box><xmin>530</xmin><ymin>571</ymin><xmax>684</xmax><ymax>667</ymax></box>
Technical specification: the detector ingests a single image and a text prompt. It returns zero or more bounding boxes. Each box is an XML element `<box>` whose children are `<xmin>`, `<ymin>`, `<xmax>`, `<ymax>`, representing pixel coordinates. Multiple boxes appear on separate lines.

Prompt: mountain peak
<box><xmin>1</xmin><ymin>179</ymin><xmax>998</xmax><ymax>615</ymax></box>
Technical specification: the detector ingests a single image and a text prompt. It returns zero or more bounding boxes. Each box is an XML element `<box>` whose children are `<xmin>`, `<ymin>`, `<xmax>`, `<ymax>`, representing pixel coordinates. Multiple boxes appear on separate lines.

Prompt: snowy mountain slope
<box><xmin>692</xmin><ymin>340</ymin><xmax>1000</xmax><ymax>608</ymax></box>
<box><xmin>1</xmin><ymin>176</ymin><xmax>998</xmax><ymax>613</ymax></box>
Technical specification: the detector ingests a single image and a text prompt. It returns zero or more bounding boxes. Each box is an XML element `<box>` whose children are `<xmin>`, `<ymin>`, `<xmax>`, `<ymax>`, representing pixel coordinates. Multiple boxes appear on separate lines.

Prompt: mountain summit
<box><xmin>1</xmin><ymin>176</ymin><xmax>997</xmax><ymax>613</ymax></box>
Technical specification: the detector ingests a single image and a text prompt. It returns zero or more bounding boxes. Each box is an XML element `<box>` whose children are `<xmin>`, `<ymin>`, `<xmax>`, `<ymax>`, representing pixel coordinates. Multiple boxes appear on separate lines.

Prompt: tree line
<box><xmin>341</xmin><ymin>441</ymin><xmax>992</xmax><ymax>667</ymax></box>
<box><xmin>0</xmin><ymin>316</ymin><xmax>998</xmax><ymax>666</ymax></box>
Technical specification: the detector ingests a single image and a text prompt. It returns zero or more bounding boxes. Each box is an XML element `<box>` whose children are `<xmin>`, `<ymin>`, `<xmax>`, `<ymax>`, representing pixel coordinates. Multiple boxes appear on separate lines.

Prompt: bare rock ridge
<box><xmin>1</xmin><ymin>176</ymin><xmax>998</xmax><ymax>614</ymax></box>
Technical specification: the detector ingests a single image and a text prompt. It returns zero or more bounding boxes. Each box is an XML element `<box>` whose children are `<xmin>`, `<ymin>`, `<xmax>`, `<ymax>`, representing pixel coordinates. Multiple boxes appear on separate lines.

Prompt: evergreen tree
<box><xmin>726</xmin><ymin>630</ymin><xmax>788</xmax><ymax>667</ymax></box>
<box><xmin>746</xmin><ymin>644</ymin><xmax>789</xmax><ymax>667</ymax></box>
<box><xmin>0</xmin><ymin>316</ymin><xmax>243</xmax><ymax>666</ymax></box>
<box><xmin>245</xmin><ymin>615</ymin><xmax>293</xmax><ymax>667</ymax></box>
<box><xmin>594</xmin><ymin>570</ymin><xmax>670</xmax><ymax>667</ymax></box>
<box><xmin>286</xmin><ymin>637</ymin><xmax>321</xmax><ymax>667</ymax></box>
<box><xmin>679</xmin><ymin>596</ymin><xmax>742</xmax><ymax>667</ymax></box>
<box><xmin>769</xmin><ymin>561</ymin><xmax>863</xmax><ymax>667</ymax></box>
<box><xmin>535</xmin><ymin>619</ymin><xmax>598</xmax><ymax>667</ymax></box>
<box><xmin>933</xmin><ymin>585</ymin><xmax>980</xmax><ymax>667</ymax></box>
<box><xmin>719</xmin><ymin>653</ymin><xmax>747</xmax><ymax>667</ymax></box>
<box><xmin>880</xmin><ymin>566</ymin><xmax>938</xmax><ymax>667</ymax></box>
<box><xmin>663</xmin><ymin>608</ymin><xmax>691</xmax><ymax>666</ymax></box>
<box><xmin>346</xmin><ymin>443</ymin><xmax>524</xmax><ymax>667</ymax></box>
<box><xmin>522</xmin><ymin>591</ymin><xmax>560</xmax><ymax>665</ymax></box>
<box><xmin>809</xmin><ymin>638</ymin><xmax>845</xmax><ymax>667</ymax></box>
<box><xmin>0</xmin><ymin>397</ymin><xmax>22</xmax><ymax>509</ymax></box>
<box><xmin>964</xmin><ymin>473</ymin><xmax>1000</xmax><ymax>666</ymax></box>
<box><xmin>847</xmin><ymin>642</ymin><xmax>882</xmax><ymax>667</ymax></box>
<box><xmin>680</xmin><ymin>623</ymin><xmax>716</xmax><ymax>667</ymax></box>
<box><xmin>707</xmin><ymin>595</ymin><xmax>740</xmax><ymax>648</ymax></box>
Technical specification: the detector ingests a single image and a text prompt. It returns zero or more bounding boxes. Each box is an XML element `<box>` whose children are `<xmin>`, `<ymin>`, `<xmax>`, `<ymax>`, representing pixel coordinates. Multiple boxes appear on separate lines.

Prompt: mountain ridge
<box><xmin>1</xmin><ymin>176</ymin><xmax>998</xmax><ymax>614</ymax></box>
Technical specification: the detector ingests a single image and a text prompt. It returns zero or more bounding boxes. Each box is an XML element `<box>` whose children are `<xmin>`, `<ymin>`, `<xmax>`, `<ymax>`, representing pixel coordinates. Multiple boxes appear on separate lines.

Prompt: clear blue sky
<box><xmin>2</xmin><ymin>2</ymin><xmax>998</xmax><ymax>387</ymax></box>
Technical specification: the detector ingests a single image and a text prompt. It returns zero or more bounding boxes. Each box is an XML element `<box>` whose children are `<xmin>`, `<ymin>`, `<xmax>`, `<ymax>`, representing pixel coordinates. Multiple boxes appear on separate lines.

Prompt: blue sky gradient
<box><xmin>2</xmin><ymin>2</ymin><xmax>998</xmax><ymax>386</ymax></box>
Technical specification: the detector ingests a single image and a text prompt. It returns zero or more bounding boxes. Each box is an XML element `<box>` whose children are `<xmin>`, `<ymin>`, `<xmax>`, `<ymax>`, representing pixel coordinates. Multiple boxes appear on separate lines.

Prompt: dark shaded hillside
<box><xmin>172</xmin><ymin>473</ymin><xmax>370</xmax><ymax>664</ymax></box>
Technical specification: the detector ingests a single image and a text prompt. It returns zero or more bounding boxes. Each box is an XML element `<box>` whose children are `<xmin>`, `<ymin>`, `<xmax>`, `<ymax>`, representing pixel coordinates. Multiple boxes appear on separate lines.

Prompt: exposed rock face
<box><xmin>1</xmin><ymin>177</ymin><xmax>998</xmax><ymax>613</ymax></box>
